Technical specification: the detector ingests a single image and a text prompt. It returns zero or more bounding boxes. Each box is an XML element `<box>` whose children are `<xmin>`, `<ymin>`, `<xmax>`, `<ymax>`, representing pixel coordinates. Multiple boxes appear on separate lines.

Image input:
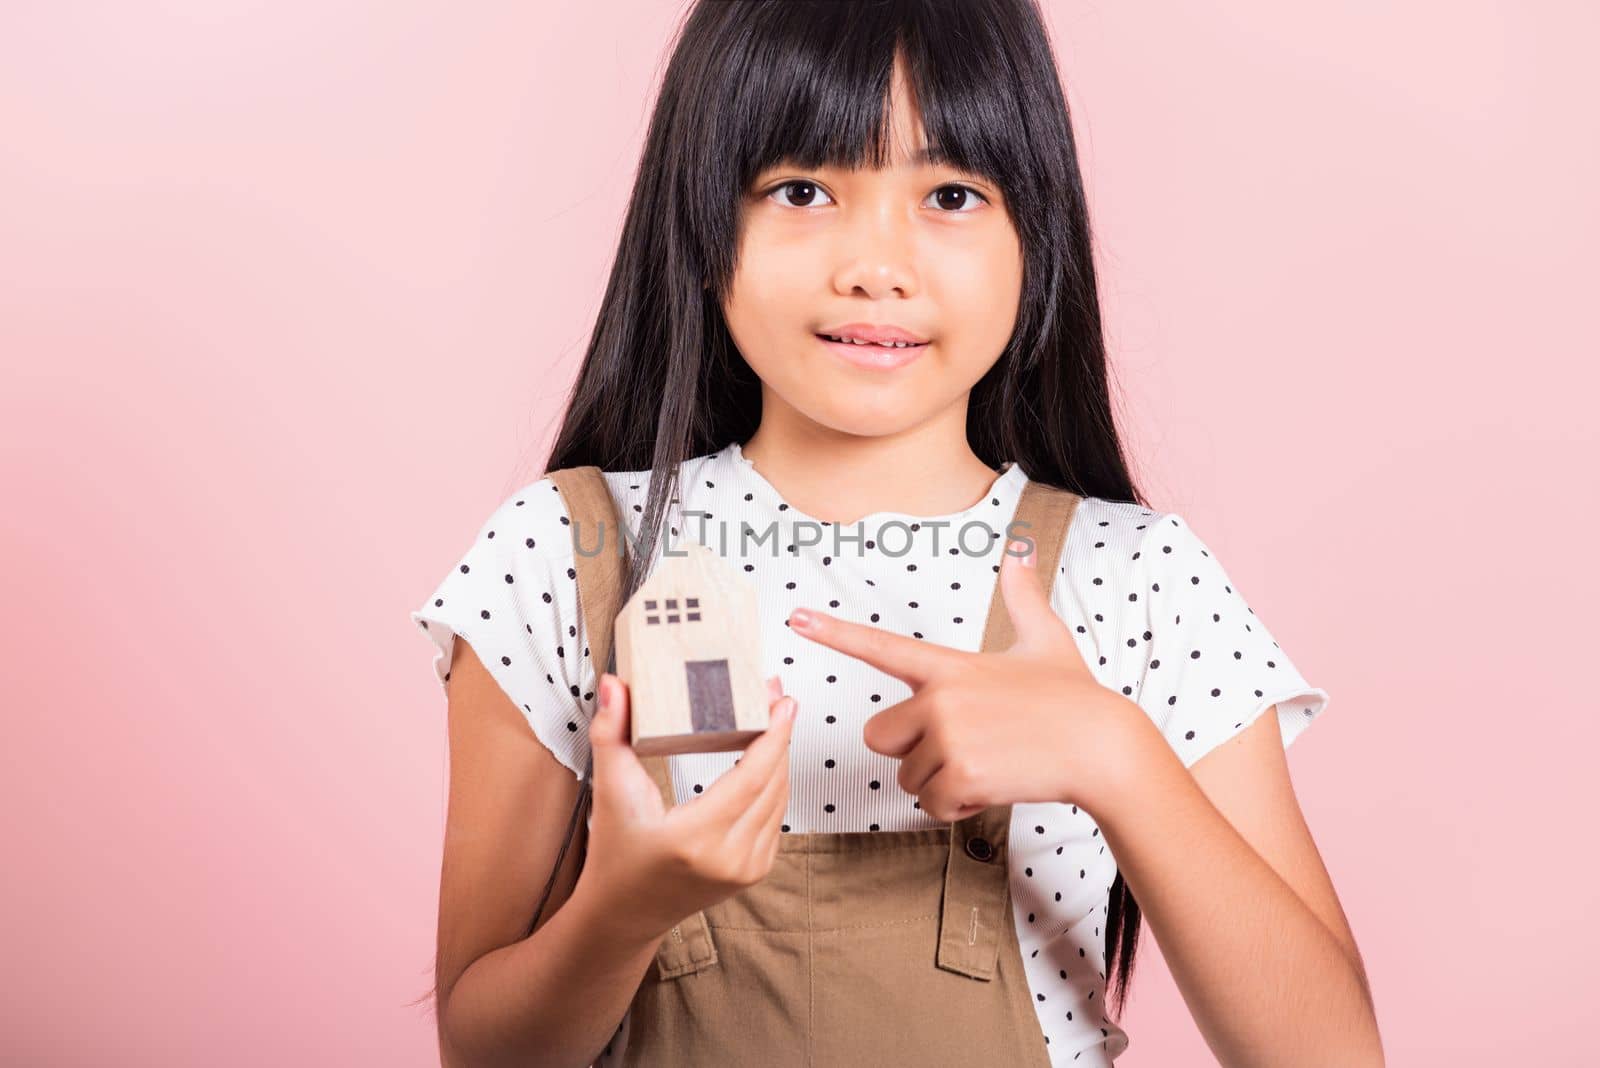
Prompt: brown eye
<box><xmin>926</xmin><ymin>184</ymin><xmax>988</xmax><ymax>213</ymax></box>
<box><xmin>768</xmin><ymin>180</ymin><xmax>834</xmax><ymax>208</ymax></box>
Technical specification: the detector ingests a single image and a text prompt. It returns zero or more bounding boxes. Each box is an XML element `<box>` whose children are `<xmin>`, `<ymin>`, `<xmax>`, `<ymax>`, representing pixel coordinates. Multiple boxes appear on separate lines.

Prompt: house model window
<box><xmin>645</xmin><ymin>597</ymin><xmax>701</xmax><ymax>625</ymax></box>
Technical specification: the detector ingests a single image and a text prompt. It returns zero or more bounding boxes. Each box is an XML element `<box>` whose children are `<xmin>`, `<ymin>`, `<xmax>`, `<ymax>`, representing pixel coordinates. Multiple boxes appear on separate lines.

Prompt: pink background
<box><xmin>3</xmin><ymin>2</ymin><xmax>1594</xmax><ymax>1064</ymax></box>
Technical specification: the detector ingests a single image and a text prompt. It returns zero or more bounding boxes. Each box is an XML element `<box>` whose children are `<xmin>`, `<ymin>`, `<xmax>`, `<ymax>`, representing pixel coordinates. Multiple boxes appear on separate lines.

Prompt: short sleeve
<box><xmin>409</xmin><ymin>478</ymin><xmax>597</xmax><ymax>780</ymax></box>
<box><xmin>1126</xmin><ymin>512</ymin><xmax>1330</xmax><ymax>769</ymax></box>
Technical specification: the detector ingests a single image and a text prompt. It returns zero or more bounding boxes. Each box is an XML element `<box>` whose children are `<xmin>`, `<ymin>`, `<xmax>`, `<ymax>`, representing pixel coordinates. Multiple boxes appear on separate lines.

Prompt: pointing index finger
<box><xmin>787</xmin><ymin>608</ymin><xmax>955</xmax><ymax>687</ymax></box>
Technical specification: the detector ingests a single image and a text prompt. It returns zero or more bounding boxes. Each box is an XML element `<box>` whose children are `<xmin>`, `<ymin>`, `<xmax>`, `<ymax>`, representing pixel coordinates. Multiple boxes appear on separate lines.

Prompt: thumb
<box><xmin>588</xmin><ymin>673</ymin><xmax>633</xmax><ymax>765</ymax></box>
<box><xmin>997</xmin><ymin>537</ymin><xmax>1062</xmax><ymax>652</ymax></box>
<box><xmin>587</xmin><ymin>674</ymin><xmax>663</xmax><ymax>814</ymax></box>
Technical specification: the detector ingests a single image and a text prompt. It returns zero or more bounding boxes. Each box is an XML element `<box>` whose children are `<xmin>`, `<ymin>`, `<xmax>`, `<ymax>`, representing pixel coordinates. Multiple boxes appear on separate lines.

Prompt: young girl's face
<box><xmin>722</xmin><ymin>58</ymin><xmax>1024</xmax><ymax>442</ymax></box>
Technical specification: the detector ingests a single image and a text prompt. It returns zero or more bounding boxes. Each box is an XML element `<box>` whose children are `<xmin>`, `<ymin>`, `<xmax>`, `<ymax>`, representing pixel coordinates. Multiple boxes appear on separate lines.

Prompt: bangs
<box><xmin>705</xmin><ymin>0</ymin><xmax>1038</xmax><ymax>190</ymax></box>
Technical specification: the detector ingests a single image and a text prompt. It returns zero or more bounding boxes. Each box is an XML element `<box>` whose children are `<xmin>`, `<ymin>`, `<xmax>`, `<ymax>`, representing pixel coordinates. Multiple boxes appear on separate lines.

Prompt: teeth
<box><xmin>822</xmin><ymin>334</ymin><xmax>921</xmax><ymax>348</ymax></box>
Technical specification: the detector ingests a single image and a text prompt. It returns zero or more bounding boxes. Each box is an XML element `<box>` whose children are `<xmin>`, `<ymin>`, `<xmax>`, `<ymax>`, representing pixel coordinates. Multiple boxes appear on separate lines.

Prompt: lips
<box><xmin>815</xmin><ymin>322</ymin><xmax>931</xmax><ymax>346</ymax></box>
<box><xmin>815</xmin><ymin>332</ymin><xmax>928</xmax><ymax>370</ymax></box>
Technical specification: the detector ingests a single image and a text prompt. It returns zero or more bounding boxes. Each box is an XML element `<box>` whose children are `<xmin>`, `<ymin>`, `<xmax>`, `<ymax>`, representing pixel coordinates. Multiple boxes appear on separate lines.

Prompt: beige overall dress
<box><xmin>551</xmin><ymin>462</ymin><xmax>1083</xmax><ymax>1067</ymax></box>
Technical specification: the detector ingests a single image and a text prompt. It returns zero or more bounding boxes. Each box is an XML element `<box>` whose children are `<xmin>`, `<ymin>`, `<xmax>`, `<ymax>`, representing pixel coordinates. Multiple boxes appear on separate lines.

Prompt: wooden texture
<box><xmin>615</xmin><ymin>540</ymin><xmax>768</xmax><ymax>756</ymax></box>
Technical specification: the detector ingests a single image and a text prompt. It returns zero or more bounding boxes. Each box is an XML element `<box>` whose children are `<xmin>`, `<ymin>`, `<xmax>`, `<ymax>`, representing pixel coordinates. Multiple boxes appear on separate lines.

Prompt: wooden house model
<box><xmin>614</xmin><ymin>540</ymin><xmax>768</xmax><ymax>757</ymax></box>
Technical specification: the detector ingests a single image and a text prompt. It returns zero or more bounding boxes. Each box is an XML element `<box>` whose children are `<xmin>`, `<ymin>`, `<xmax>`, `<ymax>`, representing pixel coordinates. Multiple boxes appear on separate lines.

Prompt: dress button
<box><xmin>965</xmin><ymin>836</ymin><xmax>995</xmax><ymax>862</ymax></box>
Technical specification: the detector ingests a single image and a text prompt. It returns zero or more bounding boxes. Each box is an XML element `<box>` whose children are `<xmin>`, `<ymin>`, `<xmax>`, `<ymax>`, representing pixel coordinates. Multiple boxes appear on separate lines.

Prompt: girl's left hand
<box><xmin>787</xmin><ymin>538</ymin><xmax>1147</xmax><ymax>821</ymax></box>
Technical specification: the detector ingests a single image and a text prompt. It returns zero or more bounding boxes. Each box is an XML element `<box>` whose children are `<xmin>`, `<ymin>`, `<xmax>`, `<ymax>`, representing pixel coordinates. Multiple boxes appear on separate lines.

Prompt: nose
<box><xmin>830</xmin><ymin>205</ymin><xmax>919</xmax><ymax>300</ymax></box>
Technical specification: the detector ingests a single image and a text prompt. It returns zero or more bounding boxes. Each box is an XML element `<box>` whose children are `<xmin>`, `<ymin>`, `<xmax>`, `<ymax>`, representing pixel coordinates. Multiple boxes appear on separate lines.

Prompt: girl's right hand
<box><xmin>574</xmin><ymin>670</ymin><xmax>797</xmax><ymax>944</ymax></box>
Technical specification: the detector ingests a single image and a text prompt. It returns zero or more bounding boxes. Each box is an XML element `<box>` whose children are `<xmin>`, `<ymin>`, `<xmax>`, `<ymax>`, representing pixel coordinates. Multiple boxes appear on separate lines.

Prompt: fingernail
<box><xmin>790</xmin><ymin>608</ymin><xmax>814</xmax><ymax>629</ymax></box>
<box><xmin>598</xmin><ymin>677</ymin><xmax>611</xmax><ymax>711</ymax></box>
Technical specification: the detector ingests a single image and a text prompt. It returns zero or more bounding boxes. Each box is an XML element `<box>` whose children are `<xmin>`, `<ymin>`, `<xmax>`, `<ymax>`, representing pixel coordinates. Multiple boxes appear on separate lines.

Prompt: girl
<box><xmin>411</xmin><ymin>2</ymin><xmax>1380</xmax><ymax>1065</ymax></box>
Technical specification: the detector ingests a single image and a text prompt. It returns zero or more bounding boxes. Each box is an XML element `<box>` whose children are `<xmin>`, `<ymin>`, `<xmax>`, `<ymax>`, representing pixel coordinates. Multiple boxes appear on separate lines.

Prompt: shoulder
<box><xmin>475</xmin><ymin>460</ymin><xmax>661</xmax><ymax>559</ymax></box>
<box><xmin>1048</xmin><ymin>494</ymin><xmax>1170</xmax><ymax>607</ymax></box>
<box><xmin>1050</xmin><ymin>495</ymin><xmax>1229</xmax><ymax>594</ymax></box>
<box><xmin>1049</xmin><ymin>495</ymin><xmax>1257</xmax><ymax>640</ymax></box>
<box><xmin>1063</xmin><ymin>493</ymin><xmax>1167</xmax><ymax>541</ymax></box>
<box><xmin>1047</xmin><ymin>495</ymin><xmax>1204</xmax><ymax>687</ymax></box>
<box><xmin>413</xmin><ymin>476</ymin><xmax>586</xmax><ymax>664</ymax></box>
<box><xmin>469</xmin><ymin>475</ymin><xmax>579</xmax><ymax>563</ymax></box>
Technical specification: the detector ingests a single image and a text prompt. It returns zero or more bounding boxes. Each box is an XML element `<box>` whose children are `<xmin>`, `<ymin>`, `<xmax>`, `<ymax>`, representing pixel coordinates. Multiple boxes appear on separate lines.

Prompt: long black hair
<box><xmin>536</xmin><ymin>0</ymin><xmax>1153</xmax><ymax>1015</ymax></box>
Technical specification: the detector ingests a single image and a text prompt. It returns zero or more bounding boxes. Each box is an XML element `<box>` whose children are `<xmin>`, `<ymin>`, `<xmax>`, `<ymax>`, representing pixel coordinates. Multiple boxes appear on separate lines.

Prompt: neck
<box><xmin>737</xmin><ymin>403</ymin><xmax>1002</xmax><ymax>526</ymax></box>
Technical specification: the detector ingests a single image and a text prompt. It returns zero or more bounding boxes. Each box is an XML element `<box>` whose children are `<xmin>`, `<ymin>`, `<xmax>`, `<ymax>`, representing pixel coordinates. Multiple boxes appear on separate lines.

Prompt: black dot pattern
<box><xmin>410</xmin><ymin>441</ymin><xmax>1328</xmax><ymax>1064</ymax></box>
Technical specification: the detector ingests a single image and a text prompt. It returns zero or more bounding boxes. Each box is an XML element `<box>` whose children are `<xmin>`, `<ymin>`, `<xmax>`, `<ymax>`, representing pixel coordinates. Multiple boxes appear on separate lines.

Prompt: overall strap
<box><xmin>936</xmin><ymin>477</ymin><xmax>1082</xmax><ymax>980</ymax></box>
<box><xmin>548</xmin><ymin>466</ymin><xmax>630</xmax><ymax>679</ymax></box>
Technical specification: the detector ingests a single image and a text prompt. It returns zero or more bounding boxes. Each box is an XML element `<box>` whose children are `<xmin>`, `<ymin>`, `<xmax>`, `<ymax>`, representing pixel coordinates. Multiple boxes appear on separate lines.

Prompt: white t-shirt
<box><xmin>411</xmin><ymin>440</ymin><xmax>1329</xmax><ymax>1066</ymax></box>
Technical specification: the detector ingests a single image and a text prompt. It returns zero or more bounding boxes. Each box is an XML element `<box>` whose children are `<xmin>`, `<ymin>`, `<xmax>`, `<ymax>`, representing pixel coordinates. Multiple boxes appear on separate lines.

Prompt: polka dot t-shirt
<box><xmin>411</xmin><ymin>441</ymin><xmax>1330</xmax><ymax>1066</ymax></box>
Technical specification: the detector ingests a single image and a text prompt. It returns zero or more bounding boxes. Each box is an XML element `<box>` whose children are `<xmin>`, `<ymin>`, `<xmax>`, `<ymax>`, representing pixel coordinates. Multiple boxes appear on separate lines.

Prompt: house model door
<box><xmin>684</xmin><ymin>658</ymin><xmax>736</xmax><ymax>732</ymax></box>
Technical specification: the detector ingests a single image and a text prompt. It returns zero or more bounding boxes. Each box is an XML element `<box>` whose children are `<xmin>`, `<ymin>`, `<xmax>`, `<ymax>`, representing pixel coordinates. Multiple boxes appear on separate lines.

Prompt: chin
<box><xmin>792</xmin><ymin>399</ymin><xmax>939</xmax><ymax>441</ymax></box>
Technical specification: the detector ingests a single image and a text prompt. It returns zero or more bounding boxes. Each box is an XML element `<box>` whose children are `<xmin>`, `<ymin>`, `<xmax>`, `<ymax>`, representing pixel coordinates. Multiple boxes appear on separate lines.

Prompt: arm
<box><xmin>434</xmin><ymin>638</ymin><xmax>658</xmax><ymax>1068</ymax></box>
<box><xmin>1092</xmin><ymin>703</ymin><xmax>1383</xmax><ymax>1067</ymax></box>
